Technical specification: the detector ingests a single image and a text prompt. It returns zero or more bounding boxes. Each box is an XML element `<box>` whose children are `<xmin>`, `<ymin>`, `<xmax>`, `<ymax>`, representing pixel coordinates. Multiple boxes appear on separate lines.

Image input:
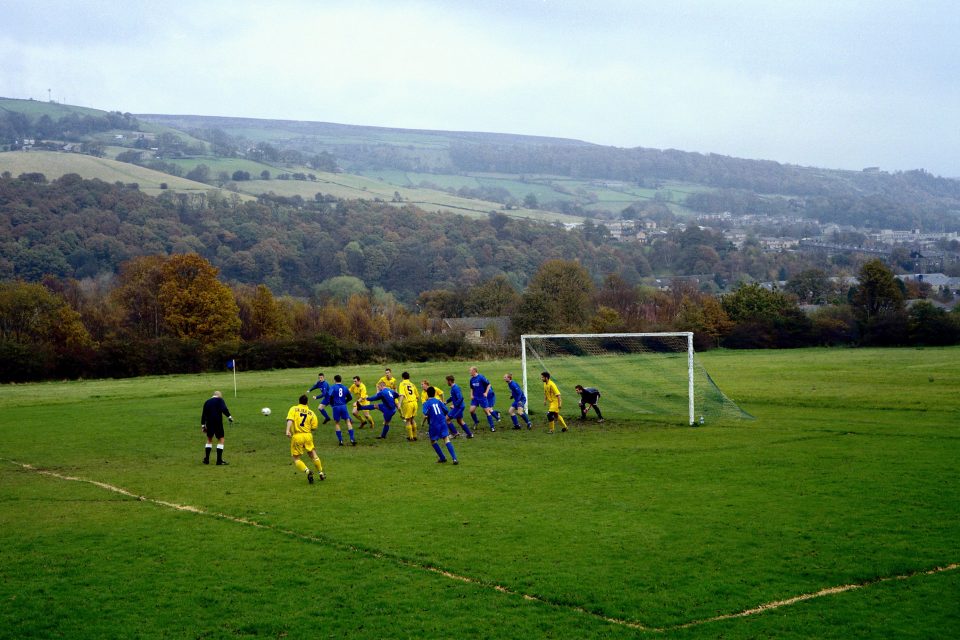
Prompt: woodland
<box><xmin>2</xmin><ymin>173</ymin><xmax>959</xmax><ymax>382</ymax></box>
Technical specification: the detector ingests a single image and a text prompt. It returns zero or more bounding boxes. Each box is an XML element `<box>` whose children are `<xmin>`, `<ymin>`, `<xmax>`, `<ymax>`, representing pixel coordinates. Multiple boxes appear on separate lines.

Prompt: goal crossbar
<box><xmin>521</xmin><ymin>332</ymin><xmax>696</xmax><ymax>425</ymax></box>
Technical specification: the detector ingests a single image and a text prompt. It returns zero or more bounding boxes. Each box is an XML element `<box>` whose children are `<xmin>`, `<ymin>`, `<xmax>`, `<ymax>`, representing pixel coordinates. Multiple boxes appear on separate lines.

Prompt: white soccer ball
<box><xmin>261</xmin><ymin>407</ymin><xmax>272</xmax><ymax>416</ymax></box>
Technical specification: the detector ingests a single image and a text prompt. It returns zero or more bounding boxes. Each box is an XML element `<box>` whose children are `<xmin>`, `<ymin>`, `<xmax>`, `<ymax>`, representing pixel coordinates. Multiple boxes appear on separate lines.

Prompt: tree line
<box><xmin>0</xmin><ymin>109</ymin><xmax>138</xmax><ymax>146</ymax></box>
<box><xmin>3</xmin><ymin>173</ymin><xmax>960</xmax><ymax>382</ymax></box>
<box><xmin>0</xmin><ymin>172</ymin><xmax>845</xmax><ymax>300</ymax></box>
<box><xmin>2</xmin><ymin>246</ymin><xmax>959</xmax><ymax>382</ymax></box>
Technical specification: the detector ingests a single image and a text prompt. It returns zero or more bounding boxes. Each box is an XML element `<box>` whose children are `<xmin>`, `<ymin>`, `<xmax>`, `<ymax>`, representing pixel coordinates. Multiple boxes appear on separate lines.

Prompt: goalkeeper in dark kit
<box><xmin>574</xmin><ymin>385</ymin><xmax>604</xmax><ymax>422</ymax></box>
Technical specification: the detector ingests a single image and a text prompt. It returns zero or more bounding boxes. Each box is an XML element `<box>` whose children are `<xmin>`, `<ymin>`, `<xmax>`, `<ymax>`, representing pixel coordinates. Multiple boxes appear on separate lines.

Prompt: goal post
<box><xmin>521</xmin><ymin>332</ymin><xmax>750</xmax><ymax>426</ymax></box>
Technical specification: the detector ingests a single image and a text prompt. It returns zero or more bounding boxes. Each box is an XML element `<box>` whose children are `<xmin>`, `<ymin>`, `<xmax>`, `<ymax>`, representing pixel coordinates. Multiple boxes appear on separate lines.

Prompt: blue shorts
<box><xmin>332</xmin><ymin>405</ymin><xmax>350</xmax><ymax>421</ymax></box>
<box><xmin>511</xmin><ymin>399</ymin><xmax>526</xmax><ymax>410</ymax></box>
<box><xmin>471</xmin><ymin>396</ymin><xmax>489</xmax><ymax>409</ymax></box>
<box><xmin>448</xmin><ymin>406</ymin><xmax>464</xmax><ymax>420</ymax></box>
<box><xmin>429</xmin><ymin>422</ymin><xmax>450</xmax><ymax>441</ymax></box>
<box><xmin>359</xmin><ymin>404</ymin><xmax>395</xmax><ymax>424</ymax></box>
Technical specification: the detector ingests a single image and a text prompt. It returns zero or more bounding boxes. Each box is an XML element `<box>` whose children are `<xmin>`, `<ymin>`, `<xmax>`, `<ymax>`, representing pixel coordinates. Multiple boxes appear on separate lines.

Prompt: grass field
<box><xmin>0</xmin><ymin>150</ymin><xmax>236</xmax><ymax>198</ymax></box>
<box><xmin>1</xmin><ymin>347</ymin><xmax>958</xmax><ymax>638</ymax></box>
<box><xmin>234</xmin><ymin>172</ymin><xmax>583</xmax><ymax>223</ymax></box>
<box><xmin>0</xmin><ymin>150</ymin><xmax>581</xmax><ymax>224</ymax></box>
<box><xmin>355</xmin><ymin>169</ymin><xmax>707</xmax><ymax>218</ymax></box>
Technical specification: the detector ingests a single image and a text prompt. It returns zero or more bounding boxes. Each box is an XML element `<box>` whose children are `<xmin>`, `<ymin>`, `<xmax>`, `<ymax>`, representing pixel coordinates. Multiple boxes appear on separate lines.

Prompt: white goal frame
<box><xmin>521</xmin><ymin>332</ymin><xmax>696</xmax><ymax>426</ymax></box>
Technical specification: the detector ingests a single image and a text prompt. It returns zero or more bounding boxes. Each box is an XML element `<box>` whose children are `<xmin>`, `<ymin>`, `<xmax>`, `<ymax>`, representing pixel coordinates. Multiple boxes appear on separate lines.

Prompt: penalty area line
<box><xmin>3</xmin><ymin>459</ymin><xmax>652</xmax><ymax>632</ymax></box>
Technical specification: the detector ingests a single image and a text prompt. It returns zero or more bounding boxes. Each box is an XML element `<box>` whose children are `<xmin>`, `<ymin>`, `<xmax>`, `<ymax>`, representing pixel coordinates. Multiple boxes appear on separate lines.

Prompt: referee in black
<box><xmin>574</xmin><ymin>385</ymin><xmax>604</xmax><ymax>422</ymax></box>
<box><xmin>201</xmin><ymin>390</ymin><xmax>233</xmax><ymax>465</ymax></box>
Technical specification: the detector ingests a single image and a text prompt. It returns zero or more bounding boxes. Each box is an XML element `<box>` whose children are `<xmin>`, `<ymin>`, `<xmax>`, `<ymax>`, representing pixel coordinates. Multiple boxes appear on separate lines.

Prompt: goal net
<box><xmin>521</xmin><ymin>332</ymin><xmax>752</xmax><ymax>425</ymax></box>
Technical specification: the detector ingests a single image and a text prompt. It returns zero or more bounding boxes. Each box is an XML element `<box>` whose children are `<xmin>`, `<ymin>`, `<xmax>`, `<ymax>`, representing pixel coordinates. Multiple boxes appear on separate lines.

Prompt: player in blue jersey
<box><xmin>445</xmin><ymin>375</ymin><xmax>473</xmax><ymax>439</ymax></box>
<box><xmin>423</xmin><ymin>386</ymin><xmax>458</xmax><ymax>464</ymax></box>
<box><xmin>327</xmin><ymin>374</ymin><xmax>355</xmax><ymax>446</ymax></box>
<box><xmin>487</xmin><ymin>387</ymin><xmax>502</xmax><ymax>423</ymax></box>
<box><xmin>307</xmin><ymin>372</ymin><xmax>332</xmax><ymax>424</ymax></box>
<box><xmin>503</xmin><ymin>373</ymin><xmax>532</xmax><ymax>429</ymax></box>
<box><xmin>468</xmin><ymin>366</ymin><xmax>497</xmax><ymax>432</ymax></box>
<box><xmin>359</xmin><ymin>381</ymin><xmax>400</xmax><ymax>440</ymax></box>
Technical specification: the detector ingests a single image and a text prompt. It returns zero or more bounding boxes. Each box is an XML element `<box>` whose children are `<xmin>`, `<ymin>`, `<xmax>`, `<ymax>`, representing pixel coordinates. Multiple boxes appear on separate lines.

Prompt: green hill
<box><xmin>4</xmin><ymin>95</ymin><xmax>960</xmax><ymax>230</ymax></box>
<box><xmin>134</xmin><ymin>112</ymin><xmax>960</xmax><ymax>230</ymax></box>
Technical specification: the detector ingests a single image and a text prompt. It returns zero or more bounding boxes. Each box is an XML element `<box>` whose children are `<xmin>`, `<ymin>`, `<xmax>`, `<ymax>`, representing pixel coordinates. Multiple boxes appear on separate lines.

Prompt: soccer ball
<box><xmin>261</xmin><ymin>407</ymin><xmax>272</xmax><ymax>416</ymax></box>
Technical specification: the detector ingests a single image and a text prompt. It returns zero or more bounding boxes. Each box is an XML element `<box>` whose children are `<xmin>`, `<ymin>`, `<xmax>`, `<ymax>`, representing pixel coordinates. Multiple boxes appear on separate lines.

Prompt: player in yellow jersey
<box><xmin>285</xmin><ymin>394</ymin><xmax>325</xmax><ymax>484</ymax></box>
<box><xmin>540</xmin><ymin>371</ymin><xmax>568</xmax><ymax>433</ymax></box>
<box><xmin>349</xmin><ymin>375</ymin><xmax>374</xmax><ymax>428</ymax></box>
<box><xmin>397</xmin><ymin>371</ymin><xmax>419</xmax><ymax>441</ymax></box>
<box><xmin>378</xmin><ymin>368</ymin><xmax>398</xmax><ymax>392</ymax></box>
<box><xmin>419</xmin><ymin>379</ymin><xmax>444</xmax><ymax>432</ymax></box>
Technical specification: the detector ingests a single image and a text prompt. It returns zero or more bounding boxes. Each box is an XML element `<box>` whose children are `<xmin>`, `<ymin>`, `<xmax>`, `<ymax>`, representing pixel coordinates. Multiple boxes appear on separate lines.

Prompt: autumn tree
<box><xmin>111</xmin><ymin>255</ymin><xmax>168</xmax><ymax>338</ymax></box>
<box><xmin>678</xmin><ymin>294</ymin><xmax>732</xmax><ymax>349</ymax></box>
<box><xmin>0</xmin><ymin>281</ymin><xmax>93</xmax><ymax>348</ymax></box>
<box><xmin>589</xmin><ymin>305</ymin><xmax>626</xmax><ymax>333</ymax></box>
<box><xmin>278</xmin><ymin>296</ymin><xmax>322</xmax><ymax>336</ymax></box>
<box><xmin>44</xmin><ymin>275</ymin><xmax>122</xmax><ymax>342</ymax></box>
<box><xmin>593</xmin><ymin>274</ymin><xmax>648</xmax><ymax>330</ymax></box>
<box><xmin>345</xmin><ymin>294</ymin><xmax>388</xmax><ymax>343</ymax></box>
<box><xmin>157</xmin><ymin>254</ymin><xmax>241</xmax><ymax>346</ymax></box>
<box><xmin>0</xmin><ymin>280</ymin><xmax>94</xmax><ymax>381</ymax></box>
<box><xmin>721</xmin><ymin>282</ymin><xmax>811</xmax><ymax>348</ymax></box>
<box><xmin>235</xmin><ymin>283</ymin><xmax>290</xmax><ymax>340</ymax></box>
<box><xmin>518</xmin><ymin>259</ymin><xmax>594</xmax><ymax>332</ymax></box>
<box><xmin>509</xmin><ymin>289</ymin><xmax>555</xmax><ymax>337</ymax></box>
<box><xmin>463</xmin><ymin>275</ymin><xmax>520</xmax><ymax>316</ymax></box>
<box><xmin>417</xmin><ymin>289</ymin><xmax>465</xmax><ymax>318</ymax></box>
<box><xmin>317</xmin><ymin>302</ymin><xmax>351</xmax><ymax>338</ymax></box>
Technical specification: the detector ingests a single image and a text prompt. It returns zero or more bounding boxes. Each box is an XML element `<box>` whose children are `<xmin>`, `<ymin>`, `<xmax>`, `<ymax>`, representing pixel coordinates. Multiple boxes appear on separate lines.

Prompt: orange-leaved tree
<box><xmin>157</xmin><ymin>254</ymin><xmax>241</xmax><ymax>347</ymax></box>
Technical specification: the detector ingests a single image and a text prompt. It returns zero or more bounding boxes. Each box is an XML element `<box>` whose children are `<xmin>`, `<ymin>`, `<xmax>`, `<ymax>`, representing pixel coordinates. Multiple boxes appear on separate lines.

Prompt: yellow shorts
<box><xmin>547</xmin><ymin>402</ymin><xmax>560</xmax><ymax>413</ymax></box>
<box><xmin>400</xmin><ymin>402</ymin><xmax>418</xmax><ymax>420</ymax></box>
<box><xmin>290</xmin><ymin>433</ymin><xmax>316</xmax><ymax>456</ymax></box>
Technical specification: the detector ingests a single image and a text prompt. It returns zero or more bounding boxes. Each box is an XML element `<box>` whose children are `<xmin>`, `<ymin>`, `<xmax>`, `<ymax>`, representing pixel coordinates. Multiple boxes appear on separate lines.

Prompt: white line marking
<box><xmin>6</xmin><ymin>459</ymin><xmax>956</xmax><ymax>632</ymax></box>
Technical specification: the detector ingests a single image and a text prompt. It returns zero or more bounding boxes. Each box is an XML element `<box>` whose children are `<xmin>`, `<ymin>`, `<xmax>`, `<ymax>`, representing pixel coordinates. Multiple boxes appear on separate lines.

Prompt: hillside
<box><xmin>4</xmin><ymin>96</ymin><xmax>960</xmax><ymax>231</ymax></box>
<box><xmin>134</xmin><ymin>113</ymin><xmax>594</xmax><ymax>153</ymax></box>
<box><xmin>0</xmin><ymin>151</ymin><xmax>220</xmax><ymax>197</ymax></box>
<box><xmin>134</xmin><ymin>111</ymin><xmax>960</xmax><ymax>230</ymax></box>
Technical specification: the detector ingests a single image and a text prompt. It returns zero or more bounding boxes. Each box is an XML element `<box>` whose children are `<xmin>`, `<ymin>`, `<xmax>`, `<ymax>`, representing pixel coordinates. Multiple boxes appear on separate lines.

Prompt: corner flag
<box><xmin>227</xmin><ymin>359</ymin><xmax>238</xmax><ymax>396</ymax></box>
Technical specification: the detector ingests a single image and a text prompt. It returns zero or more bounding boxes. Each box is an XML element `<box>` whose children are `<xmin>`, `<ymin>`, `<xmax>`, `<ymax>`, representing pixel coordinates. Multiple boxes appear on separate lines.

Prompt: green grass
<box><xmin>0</xmin><ymin>97</ymin><xmax>104</xmax><ymax>119</ymax></box>
<box><xmin>167</xmin><ymin>156</ymin><xmax>278</xmax><ymax>175</ymax></box>
<box><xmin>0</xmin><ymin>147</ymin><xmax>581</xmax><ymax>223</ymax></box>
<box><xmin>235</xmin><ymin>172</ymin><xmax>583</xmax><ymax>223</ymax></box>
<box><xmin>353</xmin><ymin>169</ymin><xmax>710</xmax><ymax>217</ymax></box>
<box><xmin>1</xmin><ymin>348</ymin><xmax>958</xmax><ymax>638</ymax></box>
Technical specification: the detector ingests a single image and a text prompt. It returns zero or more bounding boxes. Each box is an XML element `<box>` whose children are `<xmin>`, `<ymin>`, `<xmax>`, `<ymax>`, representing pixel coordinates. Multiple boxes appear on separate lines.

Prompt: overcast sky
<box><xmin>2</xmin><ymin>1</ymin><xmax>957</xmax><ymax>176</ymax></box>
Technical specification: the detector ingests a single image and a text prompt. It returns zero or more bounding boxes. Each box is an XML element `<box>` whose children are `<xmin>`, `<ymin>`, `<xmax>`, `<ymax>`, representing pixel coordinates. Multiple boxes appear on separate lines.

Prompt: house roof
<box><xmin>442</xmin><ymin>316</ymin><xmax>511</xmax><ymax>334</ymax></box>
<box><xmin>899</xmin><ymin>273</ymin><xmax>960</xmax><ymax>287</ymax></box>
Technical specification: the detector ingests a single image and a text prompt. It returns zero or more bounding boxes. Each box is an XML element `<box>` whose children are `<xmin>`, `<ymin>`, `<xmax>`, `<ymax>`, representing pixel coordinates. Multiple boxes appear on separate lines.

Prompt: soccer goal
<box><xmin>521</xmin><ymin>332</ymin><xmax>752</xmax><ymax>426</ymax></box>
